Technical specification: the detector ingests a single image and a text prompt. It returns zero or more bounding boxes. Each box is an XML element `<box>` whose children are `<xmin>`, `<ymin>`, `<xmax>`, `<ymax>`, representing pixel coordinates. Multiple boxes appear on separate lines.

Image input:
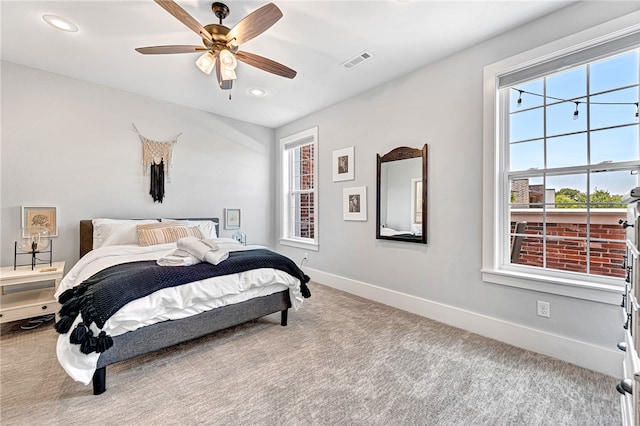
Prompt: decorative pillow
<box><xmin>93</xmin><ymin>219</ymin><xmax>159</xmax><ymax>249</ymax></box>
<box><xmin>161</xmin><ymin>219</ymin><xmax>218</xmax><ymax>239</ymax></box>
<box><xmin>137</xmin><ymin>222</ymin><xmax>203</xmax><ymax>247</ymax></box>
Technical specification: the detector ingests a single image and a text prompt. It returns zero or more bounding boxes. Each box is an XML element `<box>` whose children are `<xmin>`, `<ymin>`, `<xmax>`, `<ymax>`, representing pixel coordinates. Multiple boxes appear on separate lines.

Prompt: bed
<box><xmin>55</xmin><ymin>218</ymin><xmax>310</xmax><ymax>395</ymax></box>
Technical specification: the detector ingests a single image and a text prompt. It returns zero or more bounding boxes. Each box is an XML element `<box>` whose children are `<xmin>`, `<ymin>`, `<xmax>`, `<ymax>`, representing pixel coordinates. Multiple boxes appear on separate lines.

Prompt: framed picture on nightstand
<box><xmin>224</xmin><ymin>208</ymin><xmax>241</xmax><ymax>229</ymax></box>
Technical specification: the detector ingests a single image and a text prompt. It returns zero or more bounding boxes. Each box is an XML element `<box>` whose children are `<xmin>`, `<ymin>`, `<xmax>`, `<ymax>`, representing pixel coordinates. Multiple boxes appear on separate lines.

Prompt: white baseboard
<box><xmin>305</xmin><ymin>267</ymin><xmax>623</xmax><ymax>378</ymax></box>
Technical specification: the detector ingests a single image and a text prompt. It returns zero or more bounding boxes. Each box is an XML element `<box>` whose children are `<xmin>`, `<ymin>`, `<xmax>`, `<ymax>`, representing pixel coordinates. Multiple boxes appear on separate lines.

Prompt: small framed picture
<box><xmin>21</xmin><ymin>206</ymin><xmax>58</xmax><ymax>237</ymax></box>
<box><xmin>333</xmin><ymin>146</ymin><xmax>354</xmax><ymax>182</ymax></box>
<box><xmin>224</xmin><ymin>208</ymin><xmax>241</xmax><ymax>229</ymax></box>
<box><xmin>343</xmin><ymin>186</ymin><xmax>367</xmax><ymax>221</ymax></box>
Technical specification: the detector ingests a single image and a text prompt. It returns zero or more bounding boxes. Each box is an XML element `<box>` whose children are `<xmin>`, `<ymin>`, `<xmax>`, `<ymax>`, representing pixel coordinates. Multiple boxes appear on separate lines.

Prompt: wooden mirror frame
<box><xmin>376</xmin><ymin>144</ymin><xmax>427</xmax><ymax>244</ymax></box>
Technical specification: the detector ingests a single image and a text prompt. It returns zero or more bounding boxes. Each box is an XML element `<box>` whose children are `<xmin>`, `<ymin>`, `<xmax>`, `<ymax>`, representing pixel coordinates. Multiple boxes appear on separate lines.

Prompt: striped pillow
<box><xmin>136</xmin><ymin>222</ymin><xmax>203</xmax><ymax>247</ymax></box>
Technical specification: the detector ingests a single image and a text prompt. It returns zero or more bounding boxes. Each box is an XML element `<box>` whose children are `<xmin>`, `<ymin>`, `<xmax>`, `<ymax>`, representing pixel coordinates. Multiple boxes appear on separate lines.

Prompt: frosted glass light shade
<box><xmin>219</xmin><ymin>49</ymin><xmax>237</xmax><ymax>69</ymax></box>
<box><xmin>18</xmin><ymin>226</ymin><xmax>51</xmax><ymax>253</ymax></box>
<box><xmin>219</xmin><ymin>49</ymin><xmax>238</xmax><ymax>80</ymax></box>
<box><xmin>196</xmin><ymin>51</ymin><xmax>215</xmax><ymax>75</ymax></box>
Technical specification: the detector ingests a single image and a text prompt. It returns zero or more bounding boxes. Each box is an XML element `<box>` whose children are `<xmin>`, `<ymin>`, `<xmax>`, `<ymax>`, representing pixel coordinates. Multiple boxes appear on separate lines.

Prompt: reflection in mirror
<box><xmin>376</xmin><ymin>145</ymin><xmax>427</xmax><ymax>243</ymax></box>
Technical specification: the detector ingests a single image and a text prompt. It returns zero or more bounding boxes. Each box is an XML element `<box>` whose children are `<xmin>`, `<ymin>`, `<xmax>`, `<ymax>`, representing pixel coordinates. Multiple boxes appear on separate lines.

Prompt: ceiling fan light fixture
<box><xmin>42</xmin><ymin>14</ymin><xmax>78</xmax><ymax>32</ymax></box>
<box><xmin>219</xmin><ymin>49</ymin><xmax>238</xmax><ymax>80</ymax></box>
<box><xmin>219</xmin><ymin>49</ymin><xmax>237</xmax><ymax>69</ymax></box>
<box><xmin>221</xmin><ymin>67</ymin><xmax>237</xmax><ymax>80</ymax></box>
<box><xmin>196</xmin><ymin>51</ymin><xmax>216</xmax><ymax>75</ymax></box>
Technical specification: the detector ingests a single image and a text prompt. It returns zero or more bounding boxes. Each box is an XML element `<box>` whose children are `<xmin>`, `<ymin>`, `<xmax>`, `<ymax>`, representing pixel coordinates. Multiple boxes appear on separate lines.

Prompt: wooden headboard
<box><xmin>79</xmin><ymin>218</ymin><xmax>220</xmax><ymax>258</ymax></box>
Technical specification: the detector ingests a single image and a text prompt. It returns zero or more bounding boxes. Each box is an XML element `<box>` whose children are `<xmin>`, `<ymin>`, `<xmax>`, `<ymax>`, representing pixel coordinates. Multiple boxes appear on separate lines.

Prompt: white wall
<box><xmin>275</xmin><ymin>1</ymin><xmax>640</xmax><ymax>376</ymax></box>
<box><xmin>1</xmin><ymin>61</ymin><xmax>275</xmax><ymax>269</ymax></box>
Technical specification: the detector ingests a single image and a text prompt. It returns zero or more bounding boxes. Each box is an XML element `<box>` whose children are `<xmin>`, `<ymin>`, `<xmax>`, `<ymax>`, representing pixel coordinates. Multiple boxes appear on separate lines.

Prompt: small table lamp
<box><xmin>15</xmin><ymin>226</ymin><xmax>52</xmax><ymax>270</ymax></box>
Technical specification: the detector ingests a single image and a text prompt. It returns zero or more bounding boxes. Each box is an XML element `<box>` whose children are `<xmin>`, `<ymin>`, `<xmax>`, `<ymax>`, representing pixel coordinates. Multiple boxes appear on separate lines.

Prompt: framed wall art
<box><xmin>343</xmin><ymin>186</ymin><xmax>367</xmax><ymax>221</ymax></box>
<box><xmin>333</xmin><ymin>146</ymin><xmax>354</xmax><ymax>182</ymax></box>
<box><xmin>224</xmin><ymin>208</ymin><xmax>241</xmax><ymax>229</ymax></box>
<box><xmin>21</xmin><ymin>206</ymin><xmax>58</xmax><ymax>237</ymax></box>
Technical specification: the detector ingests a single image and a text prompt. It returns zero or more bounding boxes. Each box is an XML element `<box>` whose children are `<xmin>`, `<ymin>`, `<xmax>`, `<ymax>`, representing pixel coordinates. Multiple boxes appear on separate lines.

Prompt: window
<box><xmin>483</xmin><ymin>22</ymin><xmax>639</xmax><ymax>301</ymax></box>
<box><xmin>280</xmin><ymin>127</ymin><xmax>318</xmax><ymax>250</ymax></box>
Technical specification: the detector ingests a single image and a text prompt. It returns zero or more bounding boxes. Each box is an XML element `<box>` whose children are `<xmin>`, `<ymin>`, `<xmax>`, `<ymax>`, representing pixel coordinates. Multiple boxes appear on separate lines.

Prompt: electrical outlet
<box><xmin>303</xmin><ymin>252</ymin><xmax>308</xmax><ymax>261</ymax></box>
<box><xmin>537</xmin><ymin>300</ymin><xmax>550</xmax><ymax>318</ymax></box>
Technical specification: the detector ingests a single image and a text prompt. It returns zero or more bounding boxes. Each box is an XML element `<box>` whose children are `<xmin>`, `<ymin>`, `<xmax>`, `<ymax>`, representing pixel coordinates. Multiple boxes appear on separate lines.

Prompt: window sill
<box><xmin>279</xmin><ymin>238</ymin><xmax>319</xmax><ymax>251</ymax></box>
<box><xmin>481</xmin><ymin>268</ymin><xmax>624</xmax><ymax>305</ymax></box>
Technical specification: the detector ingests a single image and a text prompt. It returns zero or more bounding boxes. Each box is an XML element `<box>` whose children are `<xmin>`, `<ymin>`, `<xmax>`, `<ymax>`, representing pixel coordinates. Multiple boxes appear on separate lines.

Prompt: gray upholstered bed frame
<box><xmin>77</xmin><ymin>219</ymin><xmax>291</xmax><ymax>395</ymax></box>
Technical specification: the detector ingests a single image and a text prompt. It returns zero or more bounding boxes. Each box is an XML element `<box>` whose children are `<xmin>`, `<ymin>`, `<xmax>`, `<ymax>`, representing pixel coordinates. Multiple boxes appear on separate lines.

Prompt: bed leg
<box><xmin>93</xmin><ymin>367</ymin><xmax>106</xmax><ymax>395</ymax></box>
<box><xmin>281</xmin><ymin>309</ymin><xmax>288</xmax><ymax>326</ymax></box>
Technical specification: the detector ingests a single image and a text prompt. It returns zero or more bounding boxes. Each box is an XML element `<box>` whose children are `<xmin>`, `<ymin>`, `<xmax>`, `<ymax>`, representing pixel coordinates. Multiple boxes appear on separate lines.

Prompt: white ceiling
<box><xmin>1</xmin><ymin>0</ymin><xmax>575</xmax><ymax>128</ymax></box>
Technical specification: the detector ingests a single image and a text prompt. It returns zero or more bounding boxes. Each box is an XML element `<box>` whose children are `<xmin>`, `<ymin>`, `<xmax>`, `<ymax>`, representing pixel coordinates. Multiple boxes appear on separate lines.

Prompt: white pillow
<box><xmin>93</xmin><ymin>219</ymin><xmax>159</xmax><ymax>249</ymax></box>
<box><xmin>161</xmin><ymin>219</ymin><xmax>218</xmax><ymax>239</ymax></box>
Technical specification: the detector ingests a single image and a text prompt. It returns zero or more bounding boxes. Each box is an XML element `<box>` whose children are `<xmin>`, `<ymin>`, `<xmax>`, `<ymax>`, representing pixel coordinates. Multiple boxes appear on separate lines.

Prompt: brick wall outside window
<box><xmin>298</xmin><ymin>144</ymin><xmax>314</xmax><ymax>239</ymax></box>
<box><xmin>510</xmin><ymin>211</ymin><xmax>626</xmax><ymax>278</ymax></box>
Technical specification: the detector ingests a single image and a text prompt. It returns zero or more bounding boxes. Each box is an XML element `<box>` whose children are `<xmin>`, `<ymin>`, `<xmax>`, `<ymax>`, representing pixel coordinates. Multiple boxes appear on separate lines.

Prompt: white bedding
<box><xmin>56</xmin><ymin>239</ymin><xmax>304</xmax><ymax>385</ymax></box>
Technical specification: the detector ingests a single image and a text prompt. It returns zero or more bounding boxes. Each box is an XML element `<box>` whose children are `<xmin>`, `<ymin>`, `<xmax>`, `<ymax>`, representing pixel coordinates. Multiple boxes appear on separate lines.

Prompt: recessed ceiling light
<box><xmin>248</xmin><ymin>88</ymin><xmax>266</xmax><ymax>97</ymax></box>
<box><xmin>42</xmin><ymin>14</ymin><xmax>78</xmax><ymax>32</ymax></box>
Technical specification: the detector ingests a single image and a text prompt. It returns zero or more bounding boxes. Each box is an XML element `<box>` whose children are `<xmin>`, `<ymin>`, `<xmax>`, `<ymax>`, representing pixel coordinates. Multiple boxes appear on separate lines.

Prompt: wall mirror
<box><xmin>376</xmin><ymin>144</ymin><xmax>427</xmax><ymax>244</ymax></box>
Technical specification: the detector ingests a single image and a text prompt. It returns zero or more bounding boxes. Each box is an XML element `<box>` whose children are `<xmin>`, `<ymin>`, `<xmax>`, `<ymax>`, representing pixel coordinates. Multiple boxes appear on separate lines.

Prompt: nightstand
<box><xmin>0</xmin><ymin>261</ymin><xmax>65</xmax><ymax>323</ymax></box>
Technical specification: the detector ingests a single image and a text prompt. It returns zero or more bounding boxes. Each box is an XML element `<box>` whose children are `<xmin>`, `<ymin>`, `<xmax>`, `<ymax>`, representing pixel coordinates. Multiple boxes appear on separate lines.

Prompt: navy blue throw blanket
<box><xmin>54</xmin><ymin>249</ymin><xmax>310</xmax><ymax>355</ymax></box>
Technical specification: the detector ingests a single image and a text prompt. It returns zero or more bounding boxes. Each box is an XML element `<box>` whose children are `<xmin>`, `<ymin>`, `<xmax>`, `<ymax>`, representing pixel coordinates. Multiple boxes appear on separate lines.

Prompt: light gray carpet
<box><xmin>0</xmin><ymin>283</ymin><xmax>620</xmax><ymax>425</ymax></box>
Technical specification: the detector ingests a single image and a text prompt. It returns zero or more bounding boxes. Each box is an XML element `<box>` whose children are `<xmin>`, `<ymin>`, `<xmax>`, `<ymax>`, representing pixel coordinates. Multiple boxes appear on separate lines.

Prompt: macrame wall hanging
<box><xmin>133</xmin><ymin>123</ymin><xmax>181</xmax><ymax>203</ymax></box>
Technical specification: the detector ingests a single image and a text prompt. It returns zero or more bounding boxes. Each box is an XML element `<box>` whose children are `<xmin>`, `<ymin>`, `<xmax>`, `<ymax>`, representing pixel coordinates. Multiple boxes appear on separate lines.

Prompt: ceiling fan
<box><xmin>136</xmin><ymin>0</ymin><xmax>297</xmax><ymax>91</ymax></box>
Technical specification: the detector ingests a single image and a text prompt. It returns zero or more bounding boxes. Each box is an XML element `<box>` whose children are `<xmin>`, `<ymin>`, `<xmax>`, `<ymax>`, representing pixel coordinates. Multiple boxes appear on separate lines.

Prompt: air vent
<box><xmin>341</xmin><ymin>50</ymin><xmax>375</xmax><ymax>69</ymax></box>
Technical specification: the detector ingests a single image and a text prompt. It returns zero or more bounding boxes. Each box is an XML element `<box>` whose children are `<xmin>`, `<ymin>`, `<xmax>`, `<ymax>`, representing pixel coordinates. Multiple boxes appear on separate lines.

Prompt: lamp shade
<box><xmin>17</xmin><ymin>226</ymin><xmax>50</xmax><ymax>253</ymax></box>
<box><xmin>219</xmin><ymin>49</ymin><xmax>238</xmax><ymax>80</ymax></box>
<box><xmin>196</xmin><ymin>51</ymin><xmax>215</xmax><ymax>75</ymax></box>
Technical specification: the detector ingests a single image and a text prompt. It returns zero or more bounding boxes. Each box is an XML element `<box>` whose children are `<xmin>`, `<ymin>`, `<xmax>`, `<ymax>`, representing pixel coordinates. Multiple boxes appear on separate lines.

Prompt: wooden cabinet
<box><xmin>0</xmin><ymin>261</ymin><xmax>65</xmax><ymax>323</ymax></box>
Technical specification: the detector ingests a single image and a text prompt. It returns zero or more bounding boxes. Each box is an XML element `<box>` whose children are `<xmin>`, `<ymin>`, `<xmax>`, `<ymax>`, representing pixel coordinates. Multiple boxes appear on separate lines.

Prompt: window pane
<box><xmin>290</xmin><ymin>192</ymin><xmax>315</xmax><ymax>239</ymax></box>
<box><xmin>547</xmin><ymin>66</ymin><xmax>586</xmax><ymax>100</ymax></box>
<box><xmin>509</xmin><ymin>176</ymin><xmax>544</xmax><ymax>208</ymax></box>
<box><xmin>589</xmin><ymin>169</ymin><xmax>636</xmax><ymax>207</ymax></box>
<box><xmin>547</xmin><ymin>133</ymin><xmax>587</xmax><ymax>168</ymax></box>
<box><xmin>510</xmin><ymin>139</ymin><xmax>543</xmax><ymax>171</ymax></box>
<box><xmin>589</xmin><ymin>240</ymin><xmax>626</xmax><ymax>278</ymax></box>
<box><xmin>510</xmin><ymin>80</ymin><xmax>544</xmax><ymax>110</ymax></box>
<box><xmin>514</xmin><ymin>235</ymin><xmax>543</xmax><ymax>267</ymax></box>
<box><xmin>547</xmin><ymin>174</ymin><xmax>587</xmax><ymax>208</ymax></box>
<box><xmin>590</xmin><ymin>50</ymin><xmax>639</xmax><ymax>93</ymax></box>
<box><xmin>590</xmin><ymin>87</ymin><xmax>639</xmax><ymax>129</ymax></box>
<box><xmin>546</xmin><ymin>101</ymin><xmax>587</xmax><ymax>136</ymax></box>
<box><xmin>545</xmin><ymin>237</ymin><xmax>587</xmax><ymax>274</ymax></box>
<box><xmin>291</xmin><ymin>143</ymin><xmax>314</xmax><ymax>191</ymax></box>
<box><xmin>510</xmin><ymin>108</ymin><xmax>543</xmax><ymax>142</ymax></box>
<box><xmin>591</xmin><ymin>126</ymin><xmax>639</xmax><ymax>164</ymax></box>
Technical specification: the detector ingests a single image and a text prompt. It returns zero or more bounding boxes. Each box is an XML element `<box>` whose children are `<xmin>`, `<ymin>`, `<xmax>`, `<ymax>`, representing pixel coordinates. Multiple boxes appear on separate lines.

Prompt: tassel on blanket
<box><xmin>300</xmin><ymin>276</ymin><xmax>311</xmax><ymax>298</ymax></box>
<box><xmin>80</xmin><ymin>329</ymin><xmax>97</xmax><ymax>354</ymax></box>
<box><xmin>54</xmin><ymin>292</ymin><xmax>97</xmax><ymax>335</ymax></box>
<box><xmin>59</xmin><ymin>295</ymin><xmax>83</xmax><ymax>318</ymax></box>
<box><xmin>54</xmin><ymin>312</ymin><xmax>77</xmax><ymax>334</ymax></box>
<box><xmin>58</xmin><ymin>287</ymin><xmax>77</xmax><ymax>304</ymax></box>
<box><xmin>67</xmin><ymin>322</ymin><xmax>113</xmax><ymax>353</ymax></box>
<box><xmin>97</xmin><ymin>331</ymin><xmax>113</xmax><ymax>353</ymax></box>
<box><xmin>70</xmin><ymin>322</ymin><xmax>88</xmax><ymax>344</ymax></box>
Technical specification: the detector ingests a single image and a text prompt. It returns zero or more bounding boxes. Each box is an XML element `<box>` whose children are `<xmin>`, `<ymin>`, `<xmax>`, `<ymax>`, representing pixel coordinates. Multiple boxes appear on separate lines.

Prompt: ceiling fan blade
<box><xmin>154</xmin><ymin>0</ymin><xmax>212</xmax><ymax>43</ymax></box>
<box><xmin>135</xmin><ymin>45</ymin><xmax>208</xmax><ymax>55</ymax></box>
<box><xmin>215</xmin><ymin>57</ymin><xmax>233</xmax><ymax>90</ymax></box>
<box><xmin>225</xmin><ymin>3</ymin><xmax>282</xmax><ymax>47</ymax></box>
<box><xmin>236</xmin><ymin>51</ymin><xmax>296</xmax><ymax>79</ymax></box>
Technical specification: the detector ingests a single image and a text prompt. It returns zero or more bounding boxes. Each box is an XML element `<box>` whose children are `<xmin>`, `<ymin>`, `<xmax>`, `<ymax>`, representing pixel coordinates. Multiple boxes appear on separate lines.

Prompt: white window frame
<box><xmin>280</xmin><ymin>127</ymin><xmax>319</xmax><ymax>250</ymax></box>
<box><xmin>482</xmin><ymin>14</ymin><xmax>640</xmax><ymax>304</ymax></box>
